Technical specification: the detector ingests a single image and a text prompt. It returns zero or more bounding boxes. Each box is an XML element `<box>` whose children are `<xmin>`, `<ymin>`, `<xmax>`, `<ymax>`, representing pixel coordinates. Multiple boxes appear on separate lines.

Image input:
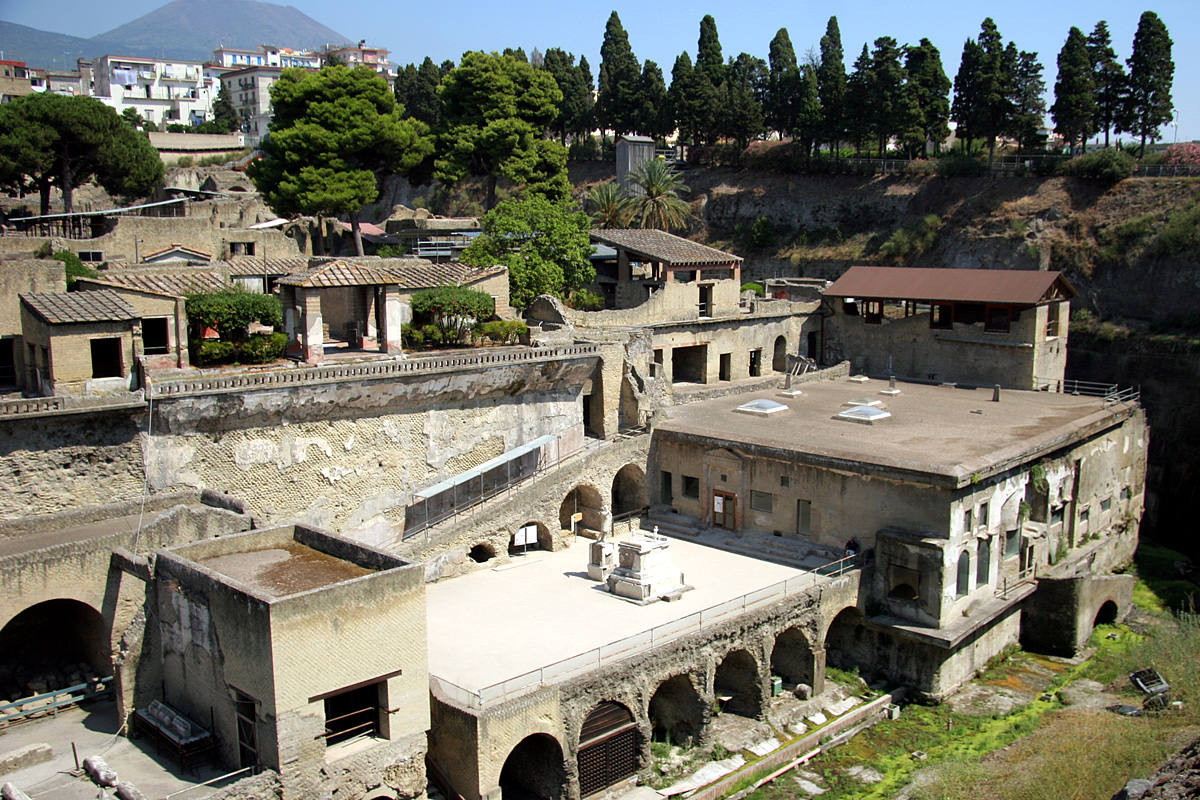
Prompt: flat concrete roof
<box><xmin>198</xmin><ymin>541</ymin><xmax>372</xmax><ymax>598</ymax></box>
<box><xmin>655</xmin><ymin>378</ymin><xmax>1135</xmax><ymax>488</ymax></box>
<box><xmin>425</xmin><ymin>535</ymin><xmax>811</xmax><ymax>696</ymax></box>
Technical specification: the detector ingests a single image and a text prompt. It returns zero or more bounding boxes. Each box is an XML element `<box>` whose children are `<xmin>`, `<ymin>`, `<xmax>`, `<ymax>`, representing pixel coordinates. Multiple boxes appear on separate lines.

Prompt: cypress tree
<box><xmin>668</xmin><ymin>52</ymin><xmax>705</xmax><ymax>148</ymax></box>
<box><xmin>597</xmin><ymin>11</ymin><xmax>641</xmax><ymax>137</ymax></box>
<box><xmin>696</xmin><ymin>15</ymin><xmax>724</xmax><ymax>86</ymax></box>
<box><xmin>720</xmin><ymin>53</ymin><xmax>766</xmax><ymax>148</ymax></box>
<box><xmin>951</xmin><ymin>38</ymin><xmax>983</xmax><ymax>152</ymax></box>
<box><xmin>1010</xmin><ymin>49</ymin><xmax>1046</xmax><ymax>151</ymax></box>
<box><xmin>767</xmin><ymin>28</ymin><xmax>800</xmax><ymax>138</ymax></box>
<box><xmin>638</xmin><ymin>60</ymin><xmax>670</xmax><ymax>140</ymax></box>
<box><xmin>845</xmin><ymin>44</ymin><xmax>872</xmax><ymax>156</ymax></box>
<box><xmin>905</xmin><ymin>38</ymin><xmax>951</xmax><ymax>157</ymax></box>
<box><xmin>817</xmin><ymin>17</ymin><xmax>847</xmax><ymax>154</ymax></box>
<box><xmin>1052</xmin><ymin>27</ymin><xmax>1096</xmax><ymax>152</ymax></box>
<box><xmin>868</xmin><ymin>37</ymin><xmax>905</xmax><ymax>156</ymax></box>
<box><xmin>1086</xmin><ymin>21</ymin><xmax>1125</xmax><ymax>148</ymax></box>
<box><xmin>794</xmin><ymin>66</ymin><xmax>822</xmax><ymax>157</ymax></box>
<box><xmin>576</xmin><ymin>56</ymin><xmax>595</xmax><ymax>141</ymax></box>
<box><xmin>1122</xmin><ymin>11</ymin><xmax>1174</xmax><ymax>155</ymax></box>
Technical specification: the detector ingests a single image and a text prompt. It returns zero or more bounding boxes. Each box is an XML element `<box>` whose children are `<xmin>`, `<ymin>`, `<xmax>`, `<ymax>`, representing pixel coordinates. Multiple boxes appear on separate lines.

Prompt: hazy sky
<box><xmin>1</xmin><ymin>0</ymin><xmax>1196</xmax><ymax>142</ymax></box>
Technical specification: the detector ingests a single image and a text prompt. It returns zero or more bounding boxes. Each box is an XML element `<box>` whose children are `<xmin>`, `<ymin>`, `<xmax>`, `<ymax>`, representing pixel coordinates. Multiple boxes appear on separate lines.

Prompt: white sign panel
<box><xmin>515</xmin><ymin>524</ymin><xmax>539</xmax><ymax>546</ymax></box>
<box><xmin>713</xmin><ymin>495</ymin><xmax>724</xmax><ymax>513</ymax></box>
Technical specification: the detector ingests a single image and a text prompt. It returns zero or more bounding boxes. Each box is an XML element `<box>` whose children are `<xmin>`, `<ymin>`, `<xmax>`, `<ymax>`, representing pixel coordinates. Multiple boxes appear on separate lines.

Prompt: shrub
<box><xmin>937</xmin><ymin>154</ymin><xmax>988</xmax><ymax>176</ymax></box>
<box><xmin>401</xmin><ymin>323</ymin><xmax>423</xmax><ymax>348</ymax></box>
<box><xmin>34</xmin><ymin>241</ymin><xmax>52</xmax><ymax>258</ymax></box>
<box><xmin>474</xmin><ymin>320</ymin><xmax>527</xmax><ymax>344</ymax></box>
<box><xmin>751</xmin><ymin>216</ymin><xmax>774</xmax><ymax>247</ymax></box>
<box><xmin>411</xmin><ymin>285</ymin><xmax>495</xmax><ymax>343</ymax></box>
<box><xmin>420</xmin><ymin>323</ymin><xmax>444</xmax><ymax>346</ymax></box>
<box><xmin>878</xmin><ymin>214</ymin><xmax>942</xmax><ymax>260</ymax></box>
<box><xmin>568</xmin><ymin>135</ymin><xmax>602</xmax><ymax>161</ymax></box>
<box><xmin>237</xmin><ymin>332</ymin><xmax>287</xmax><ymax>364</ymax></box>
<box><xmin>1149</xmin><ymin>202</ymin><xmax>1200</xmax><ymax>258</ymax></box>
<box><xmin>1162</xmin><ymin>142</ymin><xmax>1200</xmax><ymax>169</ymax></box>
<box><xmin>565</xmin><ymin>289</ymin><xmax>605</xmax><ymax>311</ymax></box>
<box><xmin>185</xmin><ymin>289</ymin><xmax>282</xmax><ymax>342</ymax></box>
<box><xmin>904</xmin><ymin>158</ymin><xmax>938</xmax><ymax>175</ymax></box>
<box><xmin>1059</xmin><ymin>148</ymin><xmax>1135</xmax><ymax>183</ymax></box>
<box><xmin>51</xmin><ymin>250</ymin><xmax>95</xmax><ymax>288</ymax></box>
<box><xmin>741</xmin><ymin>282</ymin><xmax>765</xmax><ymax>297</ymax></box>
<box><xmin>193</xmin><ymin>340</ymin><xmax>236</xmax><ymax>366</ymax></box>
<box><xmin>374</xmin><ymin>243</ymin><xmax>404</xmax><ymax>258</ymax></box>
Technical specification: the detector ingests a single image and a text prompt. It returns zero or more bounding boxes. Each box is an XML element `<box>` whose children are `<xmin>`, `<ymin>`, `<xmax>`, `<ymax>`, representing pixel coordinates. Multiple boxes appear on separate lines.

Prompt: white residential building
<box><xmin>220</xmin><ymin>65</ymin><xmax>283</xmax><ymax>145</ymax></box>
<box><xmin>93</xmin><ymin>55</ymin><xmax>220</xmax><ymax>127</ymax></box>
<box><xmin>212</xmin><ymin>45</ymin><xmax>322</xmax><ymax>70</ymax></box>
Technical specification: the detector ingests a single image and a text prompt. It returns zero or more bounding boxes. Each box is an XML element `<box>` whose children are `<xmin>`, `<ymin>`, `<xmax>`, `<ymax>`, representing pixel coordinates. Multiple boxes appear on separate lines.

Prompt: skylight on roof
<box><xmin>845</xmin><ymin>397</ymin><xmax>883</xmax><ymax>407</ymax></box>
<box><xmin>735</xmin><ymin>398</ymin><xmax>789</xmax><ymax>417</ymax></box>
<box><xmin>836</xmin><ymin>406</ymin><xmax>892</xmax><ymax>425</ymax></box>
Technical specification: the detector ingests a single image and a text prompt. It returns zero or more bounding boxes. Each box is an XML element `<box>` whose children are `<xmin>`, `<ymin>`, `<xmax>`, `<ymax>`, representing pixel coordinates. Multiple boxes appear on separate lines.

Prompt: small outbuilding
<box><xmin>19</xmin><ymin>290</ymin><xmax>140</xmax><ymax>396</ymax></box>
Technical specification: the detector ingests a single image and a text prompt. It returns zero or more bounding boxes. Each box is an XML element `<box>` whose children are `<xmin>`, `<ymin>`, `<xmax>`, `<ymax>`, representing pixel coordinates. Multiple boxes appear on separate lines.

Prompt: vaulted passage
<box><xmin>1095</xmin><ymin>600</ymin><xmax>1119</xmax><ymax>626</ymax></box>
<box><xmin>649</xmin><ymin>674</ymin><xmax>704</xmax><ymax>746</ymax></box>
<box><xmin>714</xmin><ymin>648</ymin><xmax>761</xmax><ymax>718</ymax></box>
<box><xmin>499</xmin><ymin>733</ymin><xmax>566</xmax><ymax>800</ymax></box>
<box><xmin>577</xmin><ymin>702</ymin><xmax>638</xmax><ymax>797</ymax></box>
<box><xmin>559</xmin><ymin>484</ymin><xmax>605</xmax><ymax>535</ymax></box>
<box><xmin>611</xmin><ymin>464</ymin><xmax>647</xmax><ymax>517</ymax></box>
<box><xmin>770</xmin><ymin>626</ymin><xmax>814</xmax><ymax>688</ymax></box>
<box><xmin>0</xmin><ymin>599</ymin><xmax>110</xmax><ymax>700</ymax></box>
<box><xmin>825</xmin><ymin>607</ymin><xmax>873</xmax><ymax>678</ymax></box>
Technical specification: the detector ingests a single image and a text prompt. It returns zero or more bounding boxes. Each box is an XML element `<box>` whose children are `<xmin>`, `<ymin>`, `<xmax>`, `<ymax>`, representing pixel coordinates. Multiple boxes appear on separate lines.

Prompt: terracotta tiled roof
<box><xmin>824</xmin><ymin>266</ymin><xmax>1076</xmax><ymax>305</ymax></box>
<box><xmin>277</xmin><ymin>260</ymin><xmax>402</xmax><ymax>288</ymax></box>
<box><xmin>379</xmin><ymin>260</ymin><xmax>506</xmax><ymax>290</ymax></box>
<box><xmin>140</xmin><ymin>243</ymin><xmax>213</xmax><ymax>262</ymax></box>
<box><xmin>21</xmin><ymin>290</ymin><xmax>138</xmax><ymax>324</ymax></box>
<box><xmin>590</xmin><ymin>229</ymin><xmax>741</xmax><ymax>267</ymax></box>
<box><xmin>223</xmin><ymin>255</ymin><xmax>314</xmax><ymax>275</ymax></box>
<box><xmin>79</xmin><ymin>270</ymin><xmax>228</xmax><ymax>297</ymax></box>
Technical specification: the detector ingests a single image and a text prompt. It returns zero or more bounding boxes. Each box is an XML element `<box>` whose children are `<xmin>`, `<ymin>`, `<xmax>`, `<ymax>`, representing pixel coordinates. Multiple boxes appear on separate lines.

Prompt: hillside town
<box><xmin>0</xmin><ymin>3</ymin><xmax>1197</xmax><ymax>800</ymax></box>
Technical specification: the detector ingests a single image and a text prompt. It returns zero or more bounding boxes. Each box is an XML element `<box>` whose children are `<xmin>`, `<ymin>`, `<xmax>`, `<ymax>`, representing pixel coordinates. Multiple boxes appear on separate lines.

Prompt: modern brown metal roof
<box><xmin>21</xmin><ymin>290</ymin><xmax>138</xmax><ymax>324</ymax></box>
<box><xmin>590</xmin><ymin>229</ymin><xmax>741</xmax><ymax>267</ymax></box>
<box><xmin>824</xmin><ymin>266</ymin><xmax>1075</xmax><ymax>305</ymax></box>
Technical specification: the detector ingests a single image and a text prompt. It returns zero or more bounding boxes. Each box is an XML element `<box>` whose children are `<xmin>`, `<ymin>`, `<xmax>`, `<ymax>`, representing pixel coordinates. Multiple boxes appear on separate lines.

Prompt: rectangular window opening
<box><xmin>89</xmin><ymin>337</ymin><xmax>123</xmax><ymax>378</ymax></box>
<box><xmin>682</xmin><ymin>475</ymin><xmax>699</xmax><ymax>499</ymax></box>
<box><xmin>864</xmin><ymin>299</ymin><xmax>883</xmax><ymax>324</ymax></box>
<box><xmin>796</xmin><ymin>499</ymin><xmax>811</xmax><ymax>536</ymax></box>
<box><xmin>660</xmin><ymin>471</ymin><xmax>673</xmax><ymax>505</ymax></box>
<box><xmin>142</xmin><ymin>317</ymin><xmax>170</xmax><ymax>354</ymax></box>
<box><xmin>930</xmin><ymin>303</ymin><xmax>953</xmax><ymax>329</ymax></box>
<box><xmin>321</xmin><ymin>682</ymin><xmax>381</xmax><ymax>748</ymax></box>
<box><xmin>1005</xmin><ymin>528</ymin><xmax>1020</xmax><ymax>558</ymax></box>
<box><xmin>749</xmin><ymin>490</ymin><xmax>773</xmax><ymax>513</ymax></box>
<box><xmin>985</xmin><ymin>306</ymin><xmax>1012</xmax><ymax>333</ymax></box>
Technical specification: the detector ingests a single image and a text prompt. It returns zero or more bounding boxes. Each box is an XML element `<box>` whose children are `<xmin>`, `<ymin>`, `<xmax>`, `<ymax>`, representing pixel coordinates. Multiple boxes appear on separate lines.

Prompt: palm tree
<box><xmin>583</xmin><ymin>181</ymin><xmax>631</xmax><ymax>228</ymax></box>
<box><xmin>626</xmin><ymin>158</ymin><xmax>691</xmax><ymax>231</ymax></box>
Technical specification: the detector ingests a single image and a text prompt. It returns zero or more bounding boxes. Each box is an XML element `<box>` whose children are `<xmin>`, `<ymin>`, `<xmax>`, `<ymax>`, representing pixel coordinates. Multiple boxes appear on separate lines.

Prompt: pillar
<box><xmin>173</xmin><ymin>297</ymin><xmax>189</xmax><ymax>368</ymax></box>
<box><xmin>810</xmin><ymin>645</ymin><xmax>827</xmax><ymax>697</ymax></box>
<box><xmin>380</xmin><ymin>284</ymin><xmax>405</xmax><ymax>355</ymax></box>
<box><xmin>617</xmin><ymin>249</ymin><xmax>631</xmax><ymax>283</ymax></box>
<box><xmin>300</xmin><ymin>287</ymin><xmax>324</xmax><ymax>364</ymax></box>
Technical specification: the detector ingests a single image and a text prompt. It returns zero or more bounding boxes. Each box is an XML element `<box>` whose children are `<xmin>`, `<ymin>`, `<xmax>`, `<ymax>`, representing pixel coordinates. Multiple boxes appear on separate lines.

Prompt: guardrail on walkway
<box><xmin>1036</xmin><ymin>376</ymin><xmax>1140</xmax><ymax>406</ymax></box>
<box><xmin>0</xmin><ymin>676</ymin><xmax>112</xmax><ymax>725</ymax></box>
<box><xmin>146</xmin><ymin>344</ymin><xmax>601</xmax><ymax>399</ymax></box>
<box><xmin>429</xmin><ymin>553</ymin><xmax>861</xmax><ymax>711</ymax></box>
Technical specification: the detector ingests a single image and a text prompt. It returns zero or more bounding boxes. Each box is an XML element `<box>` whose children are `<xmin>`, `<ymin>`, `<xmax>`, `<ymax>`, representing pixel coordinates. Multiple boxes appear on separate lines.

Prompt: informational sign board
<box><xmin>515</xmin><ymin>524</ymin><xmax>538</xmax><ymax>547</ymax></box>
<box><xmin>713</xmin><ymin>495</ymin><xmax>724</xmax><ymax>512</ymax></box>
<box><xmin>571</xmin><ymin>512</ymin><xmax>584</xmax><ymax>523</ymax></box>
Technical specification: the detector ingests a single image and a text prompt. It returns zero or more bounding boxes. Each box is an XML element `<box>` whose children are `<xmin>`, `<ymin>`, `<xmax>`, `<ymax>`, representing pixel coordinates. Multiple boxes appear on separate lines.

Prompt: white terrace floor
<box><xmin>424</xmin><ymin>531</ymin><xmax>821</xmax><ymax>702</ymax></box>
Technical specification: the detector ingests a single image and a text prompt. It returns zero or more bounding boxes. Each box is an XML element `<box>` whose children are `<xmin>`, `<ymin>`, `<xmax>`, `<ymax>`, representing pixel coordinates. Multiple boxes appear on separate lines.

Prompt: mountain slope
<box><xmin>94</xmin><ymin>0</ymin><xmax>349</xmax><ymax>62</ymax></box>
<box><xmin>0</xmin><ymin>20</ymin><xmax>124</xmax><ymax>70</ymax></box>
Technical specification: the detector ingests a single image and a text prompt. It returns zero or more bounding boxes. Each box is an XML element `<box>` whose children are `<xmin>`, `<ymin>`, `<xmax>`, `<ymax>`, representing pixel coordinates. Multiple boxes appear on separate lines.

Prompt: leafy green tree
<box><xmin>1087</xmin><ymin>21</ymin><xmax>1125</xmax><ymax>149</ymax></box>
<box><xmin>1121</xmin><ymin>11</ymin><xmax>1174</xmax><ymax>155</ymax></box>
<box><xmin>583</xmin><ymin>181</ymin><xmax>631</xmax><ymax>228</ymax></box>
<box><xmin>249</xmin><ymin>65</ymin><xmax>432</xmax><ymax>255</ymax></box>
<box><xmin>719</xmin><ymin>53</ymin><xmax>766</xmax><ymax>148</ymax></box>
<box><xmin>817</xmin><ymin>17</ymin><xmax>847</xmax><ymax>154</ymax></box>
<box><xmin>596</xmin><ymin>12</ymin><xmax>641</xmax><ymax>137</ymax></box>
<box><xmin>0</xmin><ymin>93</ymin><xmax>163</xmax><ymax>215</ymax></box>
<box><xmin>626</xmin><ymin>158</ymin><xmax>690</xmax><ymax>231</ymax></box>
<box><xmin>696</xmin><ymin>15</ymin><xmax>724</xmax><ymax>86</ymax></box>
<box><xmin>460</xmin><ymin>194</ymin><xmax>593</xmax><ymax>309</ymax></box>
<box><xmin>121</xmin><ymin>107</ymin><xmax>146</xmax><ymax>130</ymax></box>
<box><xmin>503</xmin><ymin>47</ymin><xmax>528</xmax><ymax>63</ymax></box>
<box><xmin>437</xmin><ymin>51</ymin><xmax>565</xmax><ymax>209</ymax></box>
<box><xmin>1052</xmin><ymin>27</ymin><xmax>1096</xmax><ymax>152</ymax></box>
<box><xmin>575</xmin><ymin>56</ymin><xmax>595</xmax><ymax>140</ymax></box>
<box><xmin>185</xmin><ymin>289</ymin><xmax>282</xmax><ymax>342</ymax></box>
<box><xmin>411</xmin><ymin>285</ymin><xmax>496</xmax><ymax>343</ymax></box>
<box><xmin>210</xmin><ymin>82</ymin><xmax>238</xmax><ymax>132</ymax></box>
<box><xmin>637</xmin><ymin>60</ymin><xmax>671</xmax><ymax>140</ymax></box>
<box><xmin>542</xmin><ymin>48</ymin><xmax>594</xmax><ymax>144</ymax></box>
<box><xmin>766</xmin><ymin>28</ymin><xmax>800</xmax><ymax>138</ymax></box>
<box><xmin>1010</xmin><ymin>49</ymin><xmax>1047</xmax><ymax>151</ymax></box>
<box><xmin>394</xmin><ymin>56</ymin><xmax>445</xmax><ymax>127</ymax></box>
<box><xmin>905</xmin><ymin>38</ymin><xmax>951</xmax><ymax>156</ymax></box>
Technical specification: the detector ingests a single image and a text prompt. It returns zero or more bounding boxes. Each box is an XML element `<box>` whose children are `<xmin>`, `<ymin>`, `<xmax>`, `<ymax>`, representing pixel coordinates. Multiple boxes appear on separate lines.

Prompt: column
<box><xmin>810</xmin><ymin>645</ymin><xmax>827</xmax><ymax>697</ymax></box>
<box><xmin>379</xmin><ymin>284</ymin><xmax>405</xmax><ymax>356</ymax></box>
<box><xmin>300</xmin><ymin>287</ymin><xmax>324</xmax><ymax>364</ymax></box>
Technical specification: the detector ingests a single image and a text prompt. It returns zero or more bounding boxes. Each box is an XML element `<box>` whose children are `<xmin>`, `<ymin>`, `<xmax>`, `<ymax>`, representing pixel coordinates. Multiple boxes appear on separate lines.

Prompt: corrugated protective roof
<box><xmin>21</xmin><ymin>290</ymin><xmax>138</xmax><ymax>324</ymax></box>
<box><xmin>824</xmin><ymin>266</ymin><xmax>1075</xmax><ymax>305</ymax></box>
<box><xmin>590</xmin><ymin>229</ymin><xmax>741</xmax><ymax>267</ymax></box>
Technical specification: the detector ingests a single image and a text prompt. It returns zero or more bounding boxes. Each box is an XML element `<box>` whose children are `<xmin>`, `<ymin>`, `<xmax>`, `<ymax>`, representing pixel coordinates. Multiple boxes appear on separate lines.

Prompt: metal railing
<box><xmin>429</xmin><ymin>553</ymin><xmax>861</xmax><ymax>711</ymax></box>
<box><xmin>147</xmin><ymin>344</ymin><xmax>600</xmax><ymax>400</ymax></box>
<box><xmin>996</xmin><ymin>563</ymin><xmax>1037</xmax><ymax>599</ymax></box>
<box><xmin>162</xmin><ymin>766</ymin><xmax>257</xmax><ymax>799</ymax></box>
<box><xmin>0</xmin><ymin>676</ymin><xmax>112</xmax><ymax>725</ymax></box>
<box><xmin>1036</xmin><ymin>376</ymin><xmax>1141</xmax><ymax>406</ymax></box>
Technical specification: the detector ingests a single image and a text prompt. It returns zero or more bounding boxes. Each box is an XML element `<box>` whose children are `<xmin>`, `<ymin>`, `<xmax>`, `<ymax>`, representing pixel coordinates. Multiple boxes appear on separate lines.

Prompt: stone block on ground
<box><xmin>845</xmin><ymin>765</ymin><xmax>884</xmax><ymax>783</ymax></box>
<box><xmin>746</xmin><ymin>737</ymin><xmax>780</xmax><ymax>757</ymax></box>
<box><xmin>1</xmin><ymin>783</ymin><xmax>34</xmax><ymax>800</ymax></box>
<box><xmin>82</xmin><ymin>755</ymin><xmax>118</xmax><ymax>787</ymax></box>
<box><xmin>0</xmin><ymin>744</ymin><xmax>52</xmax><ymax>775</ymax></box>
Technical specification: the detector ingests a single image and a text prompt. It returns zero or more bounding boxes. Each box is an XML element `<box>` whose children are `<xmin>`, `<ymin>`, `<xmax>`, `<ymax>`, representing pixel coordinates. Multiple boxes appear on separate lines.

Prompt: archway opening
<box><xmin>559</xmin><ymin>484</ymin><xmax>605</xmax><ymax>535</ymax></box>
<box><xmin>1095</xmin><ymin>600</ymin><xmax>1119</xmax><ymax>626</ymax></box>
<box><xmin>770</xmin><ymin>627</ymin><xmax>814</xmax><ymax>688</ymax></box>
<box><xmin>825</xmin><ymin>607</ymin><xmax>872</xmax><ymax>679</ymax></box>
<box><xmin>469</xmin><ymin>543</ymin><xmax>496</xmax><ymax>563</ymax></box>
<box><xmin>509</xmin><ymin>522</ymin><xmax>553</xmax><ymax>554</ymax></box>
<box><xmin>714</xmin><ymin>648</ymin><xmax>761</xmax><ymax>718</ymax></box>
<box><xmin>888</xmin><ymin>583</ymin><xmax>918</xmax><ymax>601</ymax></box>
<box><xmin>611</xmin><ymin>464</ymin><xmax>648</xmax><ymax>518</ymax></box>
<box><xmin>578</xmin><ymin>702</ymin><xmax>639</xmax><ymax>797</ymax></box>
<box><xmin>649</xmin><ymin>674</ymin><xmax>704</xmax><ymax>746</ymax></box>
<box><xmin>499</xmin><ymin>733</ymin><xmax>566</xmax><ymax>800</ymax></box>
<box><xmin>772</xmin><ymin>336</ymin><xmax>788</xmax><ymax>372</ymax></box>
<box><xmin>0</xmin><ymin>599</ymin><xmax>110</xmax><ymax>700</ymax></box>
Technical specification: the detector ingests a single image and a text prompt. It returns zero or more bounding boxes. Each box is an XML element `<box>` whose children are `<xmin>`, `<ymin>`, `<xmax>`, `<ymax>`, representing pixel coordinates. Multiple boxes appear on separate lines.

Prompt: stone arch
<box><xmin>510</xmin><ymin>521</ymin><xmax>554</xmax><ymax>554</ymax></box>
<box><xmin>0</xmin><ymin>599</ymin><xmax>110</xmax><ymax>699</ymax></box>
<box><xmin>499</xmin><ymin>733</ymin><xmax>566</xmax><ymax>800</ymax></box>
<box><xmin>1094</xmin><ymin>599</ymin><xmax>1119</xmax><ymax>626</ymax></box>
<box><xmin>824</xmin><ymin>607</ymin><xmax>872</xmax><ymax>676</ymax></box>
<box><xmin>714</xmin><ymin>648</ymin><xmax>762</xmax><ymax>718</ymax></box>
<box><xmin>770</xmin><ymin>626</ymin><xmax>814</xmax><ymax>688</ymax></box>
<box><xmin>772</xmin><ymin>335</ymin><xmax>788</xmax><ymax>372</ymax></box>
<box><xmin>956</xmin><ymin>550</ymin><xmax>971</xmax><ymax>598</ymax></box>
<box><xmin>611</xmin><ymin>463</ymin><xmax>648</xmax><ymax>517</ymax></box>
<box><xmin>648</xmin><ymin>674</ymin><xmax>704</xmax><ymax>746</ymax></box>
<box><xmin>577</xmin><ymin>701</ymin><xmax>640</xmax><ymax>797</ymax></box>
<box><xmin>469</xmin><ymin>542</ymin><xmax>497</xmax><ymax>563</ymax></box>
<box><xmin>559</xmin><ymin>483</ymin><xmax>606</xmax><ymax>535</ymax></box>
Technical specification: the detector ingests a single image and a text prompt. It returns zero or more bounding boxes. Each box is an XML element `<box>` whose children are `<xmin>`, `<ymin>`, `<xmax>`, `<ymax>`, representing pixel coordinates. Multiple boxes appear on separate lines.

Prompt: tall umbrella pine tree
<box><xmin>1121</xmin><ymin>11</ymin><xmax>1174</xmax><ymax>155</ymax></box>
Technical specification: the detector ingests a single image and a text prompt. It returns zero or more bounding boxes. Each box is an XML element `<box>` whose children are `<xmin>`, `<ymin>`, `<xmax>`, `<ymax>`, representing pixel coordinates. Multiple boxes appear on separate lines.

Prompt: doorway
<box><xmin>713</xmin><ymin>490</ymin><xmax>736</xmax><ymax>530</ymax></box>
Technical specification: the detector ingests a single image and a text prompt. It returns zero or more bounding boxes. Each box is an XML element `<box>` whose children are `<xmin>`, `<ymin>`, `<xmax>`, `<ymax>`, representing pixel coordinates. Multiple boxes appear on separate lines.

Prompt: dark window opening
<box><xmin>229</xmin><ymin>241</ymin><xmax>256</xmax><ymax>256</ymax></box>
<box><xmin>956</xmin><ymin>551</ymin><xmax>971</xmax><ymax>598</ymax></box>
<box><xmin>1050</xmin><ymin>505</ymin><xmax>1065</xmax><ymax>525</ymax></box>
<box><xmin>90</xmin><ymin>337</ymin><xmax>123</xmax><ymax>378</ymax></box>
<box><xmin>749</xmin><ymin>348</ymin><xmax>762</xmax><ymax>377</ymax></box>
<box><xmin>233</xmin><ymin>688</ymin><xmax>259</xmax><ymax>769</ymax></box>
<box><xmin>142</xmin><ymin>317</ymin><xmax>170</xmax><ymax>354</ymax></box>
<box><xmin>864</xmin><ymin>299</ymin><xmax>883</xmax><ymax>324</ymax></box>
<box><xmin>0</xmin><ymin>339</ymin><xmax>14</xmax><ymax>387</ymax></box>
<box><xmin>985</xmin><ymin>306</ymin><xmax>1012</xmax><ymax>333</ymax></box>
<box><xmin>1005</xmin><ymin>529</ymin><xmax>1020</xmax><ymax>558</ymax></box>
<box><xmin>931</xmin><ymin>304</ymin><xmax>953</xmax><ymax>329</ymax></box>
<box><xmin>682</xmin><ymin>475</ymin><xmax>699</xmax><ymax>499</ymax></box>
<box><xmin>660</xmin><ymin>471</ymin><xmax>673</xmax><ymax>505</ymax></box>
<box><xmin>780</xmin><ymin>475</ymin><xmax>790</xmax><ymax>487</ymax></box>
<box><xmin>888</xmin><ymin>582</ymin><xmax>918</xmax><ymax>601</ymax></box>
<box><xmin>321</xmin><ymin>682</ymin><xmax>380</xmax><ymax>747</ymax></box>
<box><xmin>1120</xmin><ymin>487</ymin><xmax>1131</xmax><ymax>501</ymax></box>
<box><xmin>1100</xmin><ymin>497</ymin><xmax>1112</xmax><ymax>512</ymax></box>
<box><xmin>718</xmin><ymin>352</ymin><xmax>731</xmax><ymax>381</ymax></box>
<box><xmin>1046</xmin><ymin>303</ymin><xmax>1060</xmax><ymax>337</ymax></box>
<box><xmin>842</xmin><ymin>299</ymin><xmax>859</xmax><ymax>316</ymax></box>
